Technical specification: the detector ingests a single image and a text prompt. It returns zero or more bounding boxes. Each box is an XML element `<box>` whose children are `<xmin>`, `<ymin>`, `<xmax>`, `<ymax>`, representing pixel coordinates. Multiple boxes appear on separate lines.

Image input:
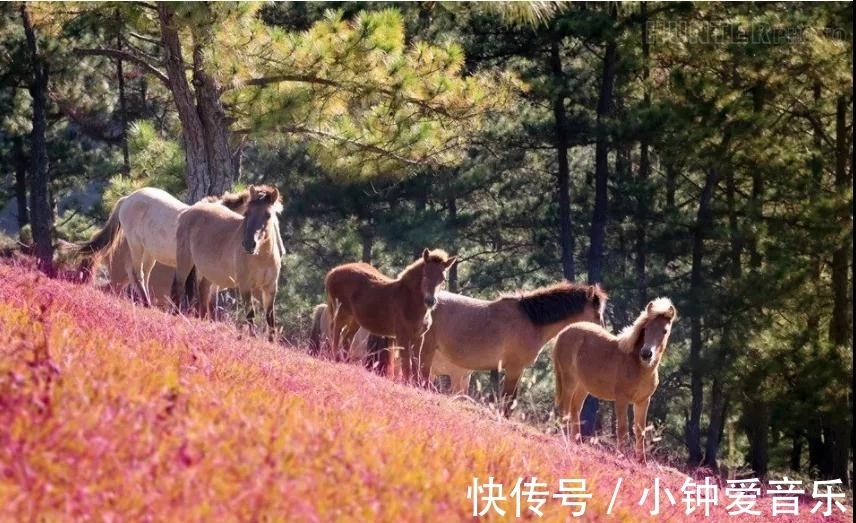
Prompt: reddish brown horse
<box><xmin>553</xmin><ymin>297</ymin><xmax>677</xmax><ymax>464</ymax></box>
<box><xmin>324</xmin><ymin>248</ymin><xmax>456</xmax><ymax>383</ymax></box>
<box><xmin>308</xmin><ymin>302</ymin><xmax>472</xmax><ymax>392</ymax></box>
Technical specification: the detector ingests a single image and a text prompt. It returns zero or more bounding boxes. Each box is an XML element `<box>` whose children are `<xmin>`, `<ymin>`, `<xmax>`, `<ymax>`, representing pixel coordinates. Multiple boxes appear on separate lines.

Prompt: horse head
<box><xmin>419</xmin><ymin>248</ymin><xmax>456</xmax><ymax>309</ymax></box>
<box><xmin>242</xmin><ymin>185</ymin><xmax>282</xmax><ymax>255</ymax></box>
<box><xmin>586</xmin><ymin>283</ymin><xmax>608</xmax><ymax>327</ymax></box>
<box><xmin>636</xmin><ymin>298</ymin><xmax>677</xmax><ymax>367</ymax></box>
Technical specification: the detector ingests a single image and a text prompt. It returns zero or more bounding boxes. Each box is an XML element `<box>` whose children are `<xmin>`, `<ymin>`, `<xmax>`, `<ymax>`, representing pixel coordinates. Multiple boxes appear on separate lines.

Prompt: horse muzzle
<box><xmin>640</xmin><ymin>347</ymin><xmax>654</xmax><ymax>365</ymax></box>
<box><xmin>424</xmin><ymin>295</ymin><xmax>437</xmax><ymax>309</ymax></box>
<box><xmin>242</xmin><ymin>241</ymin><xmax>257</xmax><ymax>255</ymax></box>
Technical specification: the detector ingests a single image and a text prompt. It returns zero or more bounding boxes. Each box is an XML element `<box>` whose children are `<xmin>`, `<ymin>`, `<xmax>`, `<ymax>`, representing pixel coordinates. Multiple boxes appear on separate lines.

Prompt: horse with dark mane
<box><xmin>553</xmin><ymin>297</ymin><xmax>676</xmax><ymax>464</ymax></box>
<box><xmin>419</xmin><ymin>281</ymin><xmax>608</xmax><ymax>416</ymax></box>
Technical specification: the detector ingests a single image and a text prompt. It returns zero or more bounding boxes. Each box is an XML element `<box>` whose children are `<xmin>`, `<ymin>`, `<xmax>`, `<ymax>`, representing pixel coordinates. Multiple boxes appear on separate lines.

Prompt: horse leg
<box><xmin>415</xmin><ymin>335</ymin><xmax>434</xmax><ymax>388</ymax></box>
<box><xmin>196</xmin><ymin>278</ymin><xmax>213</xmax><ymax>319</ymax></box>
<box><xmin>614</xmin><ymin>399</ymin><xmax>630</xmax><ymax>458</ymax></box>
<box><xmin>328</xmin><ymin>300</ymin><xmax>345</xmax><ymax>358</ymax></box>
<box><xmin>173</xmin><ymin>242</ymin><xmax>195</xmax><ymax>314</ymax></box>
<box><xmin>240</xmin><ymin>291</ymin><xmax>256</xmax><ymax>337</ymax></box>
<box><xmin>397</xmin><ymin>333</ymin><xmax>428</xmax><ymax>386</ymax></box>
<box><xmin>126</xmin><ymin>244</ymin><xmax>150</xmax><ymax>307</ymax></box>
<box><xmin>632</xmin><ymin>399</ymin><xmax>651</xmax><ymax>464</ymax></box>
<box><xmin>554</xmin><ymin>356</ymin><xmax>568</xmax><ymax>424</ymax></box>
<box><xmin>499</xmin><ymin>369</ymin><xmax>522</xmax><ymax>418</ymax></box>
<box><xmin>262</xmin><ymin>288</ymin><xmax>276</xmax><ymax>342</ymax></box>
<box><xmin>568</xmin><ymin>387</ymin><xmax>587</xmax><ymax>444</ymax></box>
<box><xmin>451</xmin><ymin>369</ymin><xmax>471</xmax><ymax>396</ymax></box>
<box><xmin>139</xmin><ymin>254</ymin><xmax>157</xmax><ymax>307</ymax></box>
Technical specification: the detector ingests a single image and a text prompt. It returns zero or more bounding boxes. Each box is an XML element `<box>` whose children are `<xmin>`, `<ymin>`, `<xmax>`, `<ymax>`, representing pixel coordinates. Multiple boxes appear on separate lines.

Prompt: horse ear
<box><xmin>646</xmin><ymin>300</ymin><xmax>655</xmax><ymax>315</ymax></box>
<box><xmin>268</xmin><ymin>186</ymin><xmax>280</xmax><ymax>204</ymax></box>
<box><xmin>444</xmin><ymin>256</ymin><xmax>457</xmax><ymax>269</ymax></box>
<box><xmin>239</xmin><ymin>190</ymin><xmax>251</xmax><ymax>207</ymax></box>
<box><xmin>668</xmin><ymin>304</ymin><xmax>677</xmax><ymax>320</ymax></box>
<box><xmin>422</xmin><ymin>248</ymin><xmax>430</xmax><ymax>262</ymax></box>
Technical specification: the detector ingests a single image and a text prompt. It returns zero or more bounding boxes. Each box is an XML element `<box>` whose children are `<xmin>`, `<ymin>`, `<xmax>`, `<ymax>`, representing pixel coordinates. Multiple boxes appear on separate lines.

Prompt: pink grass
<box><xmin>0</xmin><ymin>262</ymin><xmax>849</xmax><ymax>522</ymax></box>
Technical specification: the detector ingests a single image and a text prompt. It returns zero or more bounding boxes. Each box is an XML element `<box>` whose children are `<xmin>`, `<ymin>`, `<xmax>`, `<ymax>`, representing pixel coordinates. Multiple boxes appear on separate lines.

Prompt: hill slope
<box><xmin>0</xmin><ymin>262</ymin><xmax>848</xmax><ymax>522</ymax></box>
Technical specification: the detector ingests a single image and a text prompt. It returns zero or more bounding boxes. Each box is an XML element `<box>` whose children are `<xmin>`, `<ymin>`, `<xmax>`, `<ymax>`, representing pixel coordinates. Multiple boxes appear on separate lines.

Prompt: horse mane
<box><xmin>617</xmin><ymin>297</ymin><xmax>677</xmax><ymax>353</ymax></box>
<box><xmin>396</xmin><ymin>248</ymin><xmax>452</xmax><ymax>279</ymax></box>
<box><xmin>511</xmin><ymin>281</ymin><xmax>607</xmax><ymax>326</ymax></box>
<box><xmin>202</xmin><ymin>191</ymin><xmax>248</xmax><ymax>213</ymax></box>
<box><xmin>248</xmin><ymin>184</ymin><xmax>284</xmax><ymax>215</ymax></box>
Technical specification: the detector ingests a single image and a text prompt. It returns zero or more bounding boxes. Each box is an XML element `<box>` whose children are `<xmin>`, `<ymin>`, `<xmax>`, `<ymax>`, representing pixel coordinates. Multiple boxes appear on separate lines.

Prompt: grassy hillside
<box><xmin>0</xmin><ymin>262</ymin><xmax>849</xmax><ymax>522</ymax></box>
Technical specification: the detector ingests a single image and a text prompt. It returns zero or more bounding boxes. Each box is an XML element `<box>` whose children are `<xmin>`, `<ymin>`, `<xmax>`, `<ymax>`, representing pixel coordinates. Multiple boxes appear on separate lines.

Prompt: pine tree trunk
<box><xmin>13</xmin><ymin>136</ymin><xmax>29</xmax><ymax>232</ymax></box>
<box><xmin>686</xmin><ymin>168</ymin><xmax>719</xmax><ymax>466</ymax></box>
<box><xmin>703</xmin><ymin>376</ymin><xmax>728</xmax><ymax>472</ymax></box>
<box><xmin>447</xmin><ymin>196</ymin><xmax>458</xmax><ymax>293</ymax></box>
<box><xmin>634</xmin><ymin>1</ymin><xmax>651</xmax><ymax>310</ymax></box>
<box><xmin>21</xmin><ymin>5</ymin><xmax>54</xmax><ymax>277</ymax></box>
<box><xmin>746</xmin><ymin>399</ymin><xmax>770</xmax><ymax>479</ymax></box>
<box><xmin>191</xmin><ymin>21</ymin><xmax>236</xmax><ymax>197</ymax></box>
<box><xmin>829</xmin><ymin>95</ymin><xmax>852</xmax><ymax>487</ymax></box>
<box><xmin>115</xmin><ymin>9</ymin><xmax>130</xmax><ymax>175</ymax></box>
<box><xmin>157</xmin><ymin>4</ymin><xmax>215</xmax><ymax>202</ymax></box>
<box><xmin>587</xmin><ymin>36</ymin><xmax>616</xmax><ymax>284</ymax></box>
<box><xmin>549</xmin><ymin>39</ymin><xmax>575</xmax><ymax>281</ymax></box>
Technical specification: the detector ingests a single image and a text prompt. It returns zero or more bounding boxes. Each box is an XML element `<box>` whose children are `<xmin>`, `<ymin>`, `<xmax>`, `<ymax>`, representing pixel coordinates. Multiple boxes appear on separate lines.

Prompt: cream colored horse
<box><xmin>308</xmin><ymin>303</ymin><xmax>472</xmax><ymax>394</ymax></box>
<box><xmin>75</xmin><ymin>187</ymin><xmax>187</xmax><ymax>306</ymax></box>
<box><xmin>75</xmin><ymin>188</ymin><xmax>264</xmax><ymax>308</ymax></box>
<box><xmin>96</xmin><ymin>238</ymin><xmax>174</xmax><ymax>307</ymax></box>
<box><xmin>419</xmin><ymin>282</ymin><xmax>608</xmax><ymax>416</ymax></box>
<box><xmin>174</xmin><ymin>185</ymin><xmax>283</xmax><ymax>341</ymax></box>
<box><xmin>553</xmin><ymin>297</ymin><xmax>676</xmax><ymax>464</ymax></box>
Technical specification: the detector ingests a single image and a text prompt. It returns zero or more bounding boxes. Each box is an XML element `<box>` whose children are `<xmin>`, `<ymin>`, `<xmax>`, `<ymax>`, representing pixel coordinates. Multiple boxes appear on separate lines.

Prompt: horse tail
<box><xmin>75</xmin><ymin>196</ymin><xmax>126</xmax><ymax>261</ymax></box>
<box><xmin>308</xmin><ymin>304</ymin><xmax>326</xmax><ymax>356</ymax></box>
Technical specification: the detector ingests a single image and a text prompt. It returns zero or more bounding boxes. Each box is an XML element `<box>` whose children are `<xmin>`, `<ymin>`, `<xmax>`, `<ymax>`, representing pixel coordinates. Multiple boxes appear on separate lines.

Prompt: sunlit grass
<box><xmin>0</xmin><ymin>262</ymin><xmax>849</xmax><ymax>522</ymax></box>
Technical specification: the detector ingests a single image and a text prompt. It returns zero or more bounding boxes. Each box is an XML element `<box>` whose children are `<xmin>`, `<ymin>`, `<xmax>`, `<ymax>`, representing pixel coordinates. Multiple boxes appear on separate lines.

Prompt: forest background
<box><xmin>0</xmin><ymin>1</ymin><xmax>851</xmax><ymax>489</ymax></box>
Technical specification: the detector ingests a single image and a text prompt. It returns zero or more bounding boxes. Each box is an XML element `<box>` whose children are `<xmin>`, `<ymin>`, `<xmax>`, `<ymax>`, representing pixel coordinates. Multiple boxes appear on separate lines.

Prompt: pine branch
<box><xmin>127</xmin><ymin>31</ymin><xmax>163</xmax><ymax>47</ymax></box>
<box><xmin>228</xmin><ymin>74</ymin><xmax>458</xmax><ymax>119</ymax></box>
<box><xmin>73</xmin><ymin>47</ymin><xmax>169</xmax><ymax>87</ymax></box>
<box><xmin>280</xmin><ymin>125</ymin><xmax>431</xmax><ymax>166</ymax></box>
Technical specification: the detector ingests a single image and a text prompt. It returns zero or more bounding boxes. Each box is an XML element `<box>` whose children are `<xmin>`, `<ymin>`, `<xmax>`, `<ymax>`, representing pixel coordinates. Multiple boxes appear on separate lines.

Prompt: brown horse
<box><xmin>553</xmin><ymin>297</ymin><xmax>677</xmax><ymax>464</ymax></box>
<box><xmin>308</xmin><ymin>302</ymin><xmax>472</xmax><ymax>392</ymax></box>
<box><xmin>173</xmin><ymin>185</ymin><xmax>283</xmax><ymax>341</ymax></box>
<box><xmin>324</xmin><ymin>249</ymin><xmax>456</xmax><ymax>383</ymax></box>
<box><xmin>419</xmin><ymin>282</ymin><xmax>608</xmax><ymax>416</ymax></box>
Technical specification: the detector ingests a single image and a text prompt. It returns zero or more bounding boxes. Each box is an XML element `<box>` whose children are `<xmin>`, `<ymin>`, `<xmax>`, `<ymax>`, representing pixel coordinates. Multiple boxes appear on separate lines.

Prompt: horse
<box><xmin>97</xmin><ymin>238</ymin><xmax>175</xmax><ymax>307</ymax></box>
<box><xmin>553</xmin><ymin>297</ymin><xmax>677</xmax><ymax>464</ymax></box>
<box><xmin>324</xmin><ymin>248</ymin><xmax>456</xmax><ymax>383</ymax></box>
<box><xmin>74</xmin><ymin>188</ymin><xmax>256</xmax><ymax>308</ymax></box>
<box><xmin>418</xmin><ymin>282</ymin><xmax>608</xmax><ymax>416</ymax></box>
<box><xmin>173</xmin><ymin>185</ymin><xmax>284</xmax><ymax>342</ymax></box>
<box><xmin>308</xmin><ymin>302</ymin><xmax>472</xmax><ymax>393</ymax></box>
